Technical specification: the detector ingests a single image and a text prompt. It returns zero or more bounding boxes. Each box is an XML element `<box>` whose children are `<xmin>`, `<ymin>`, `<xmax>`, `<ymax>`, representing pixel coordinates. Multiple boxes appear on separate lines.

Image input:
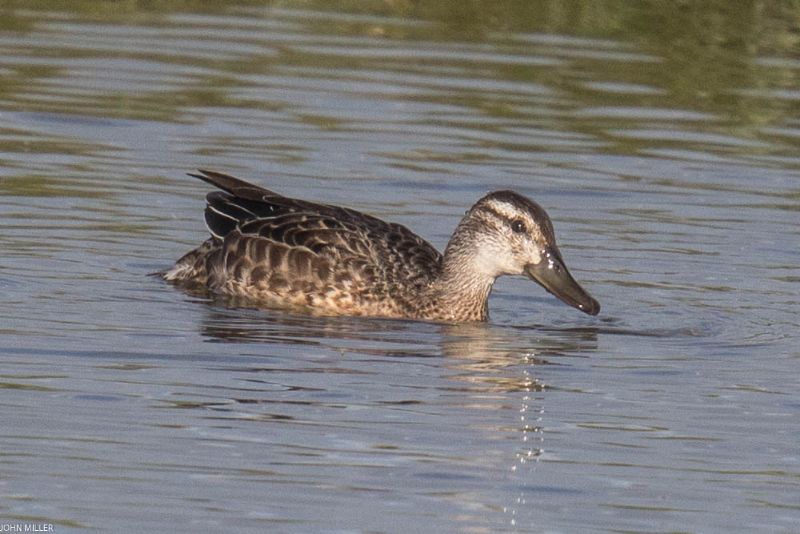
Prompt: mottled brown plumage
<box><xmin>162</xmin><ymin>170</ymin><xmax>600</xmax><ymax>322</ymax></box>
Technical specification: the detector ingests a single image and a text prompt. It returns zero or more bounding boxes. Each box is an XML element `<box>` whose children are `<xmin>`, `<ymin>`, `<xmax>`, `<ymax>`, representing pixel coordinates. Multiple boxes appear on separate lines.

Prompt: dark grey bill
<box><xmin>524</xmin><ymin>248</ymin><xmax>600</xmax><ymax>316</ymax></box>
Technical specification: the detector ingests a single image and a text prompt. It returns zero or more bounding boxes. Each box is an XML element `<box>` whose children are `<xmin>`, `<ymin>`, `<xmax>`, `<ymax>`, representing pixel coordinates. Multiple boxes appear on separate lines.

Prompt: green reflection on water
<box><xmin>0</xmin><ymin>0</ymin><xmax>797</xmax><ymax>149</ymax></box>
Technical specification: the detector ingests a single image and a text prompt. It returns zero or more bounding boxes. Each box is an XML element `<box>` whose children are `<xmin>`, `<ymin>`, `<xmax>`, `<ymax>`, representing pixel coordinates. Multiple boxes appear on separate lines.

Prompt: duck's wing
<box><xmin>191</xmin><ymin>170</ymin><xmax>443</xmax><ymax>279</ymax></box>
<box><xmin>192</xmin><ymin>169</ymin><xmax>394</xmax><ymax>241</ymax></box>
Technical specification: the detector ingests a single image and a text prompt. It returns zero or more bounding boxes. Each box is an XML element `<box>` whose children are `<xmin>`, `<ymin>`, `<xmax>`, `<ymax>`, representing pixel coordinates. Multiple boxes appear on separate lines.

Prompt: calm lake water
<box><xmin>1</xmin><ymin>2</ymin><xmax>799</xmax><ymax>532</ymax></box>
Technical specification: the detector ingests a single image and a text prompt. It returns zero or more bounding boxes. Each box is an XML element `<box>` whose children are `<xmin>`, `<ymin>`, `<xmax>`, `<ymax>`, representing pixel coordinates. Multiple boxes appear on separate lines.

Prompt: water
<box><xmin>1</xmin><ymin>2</ymin><xmax>799</xmax><ymax>532</ymax></box>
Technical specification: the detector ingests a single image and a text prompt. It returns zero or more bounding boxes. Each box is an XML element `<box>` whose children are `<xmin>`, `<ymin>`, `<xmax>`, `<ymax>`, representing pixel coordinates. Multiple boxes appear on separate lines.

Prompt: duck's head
<box><xmin>448</xmin><ymin>190</ymin><xmax>600</xmax><ymax>316</ymax></box>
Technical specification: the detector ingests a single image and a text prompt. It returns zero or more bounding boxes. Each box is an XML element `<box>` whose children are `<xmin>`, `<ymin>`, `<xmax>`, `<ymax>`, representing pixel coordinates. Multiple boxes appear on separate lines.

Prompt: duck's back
<box><xmin>163</xmin><ymin>171</ymin><xmax>443</xmax><ymax>317</ymax></box>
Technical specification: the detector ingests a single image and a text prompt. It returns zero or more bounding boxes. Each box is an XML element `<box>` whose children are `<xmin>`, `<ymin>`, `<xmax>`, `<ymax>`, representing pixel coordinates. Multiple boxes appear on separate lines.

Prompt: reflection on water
<box><xmin>191</xmin><ymin>304</ymin><xmax>562</xmax><ymax>530</ymax></box>
<box><xmin>198</xmin><ymin>303</ymin><xmax>599</xmax><ymax>355</ymax></box>
<box><xmin>1</xmin><ymin>0</ymin><xmax>799</xmax><ymax>532</ymax></box>
<box><xmin>196</xmin><ymin>303</ymin><xmax>595</xmax><ymax>401</ymax></box>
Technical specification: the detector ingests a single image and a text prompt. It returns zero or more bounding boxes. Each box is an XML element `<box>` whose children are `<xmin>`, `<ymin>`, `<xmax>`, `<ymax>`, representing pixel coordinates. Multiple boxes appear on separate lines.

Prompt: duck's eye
<box><xmin>511</xmin><ymin>219</ymin><xmax>526</xmax><ymax>233</ymax></box>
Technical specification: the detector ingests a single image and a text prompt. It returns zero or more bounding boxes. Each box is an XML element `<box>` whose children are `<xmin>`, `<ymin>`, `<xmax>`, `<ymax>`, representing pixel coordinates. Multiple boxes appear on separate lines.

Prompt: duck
<box><xmin>162</xmin><ymin>170</ymin><xmax>600</xmax><ymax>323</ymax></box>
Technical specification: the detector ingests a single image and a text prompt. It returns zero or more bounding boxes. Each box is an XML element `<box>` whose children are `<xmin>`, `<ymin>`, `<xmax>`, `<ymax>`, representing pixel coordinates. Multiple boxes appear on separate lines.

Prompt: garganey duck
<box><xmin>162</xmin><ymin>170</ymin><xmax>600</xmax><ymax>322</ymax></box>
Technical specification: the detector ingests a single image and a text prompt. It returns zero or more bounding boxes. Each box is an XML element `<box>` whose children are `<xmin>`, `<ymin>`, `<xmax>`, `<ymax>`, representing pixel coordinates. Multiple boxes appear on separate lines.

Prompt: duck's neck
<box><xmin>429</xmin><ymin>220</ymin><xmax>498</xmax><ymax>322</ymax></box>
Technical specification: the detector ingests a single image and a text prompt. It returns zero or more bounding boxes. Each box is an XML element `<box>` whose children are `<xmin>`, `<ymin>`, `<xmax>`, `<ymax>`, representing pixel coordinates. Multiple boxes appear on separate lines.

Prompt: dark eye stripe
<box><xmin>477</xmin><ymin>205</ymin><xmax>527</xmax><ymax>232</ymax></box>
<box><xmin>472</xmin><ymin>191</ymin><xmax>558</xmax><ymax>245</ymax></box>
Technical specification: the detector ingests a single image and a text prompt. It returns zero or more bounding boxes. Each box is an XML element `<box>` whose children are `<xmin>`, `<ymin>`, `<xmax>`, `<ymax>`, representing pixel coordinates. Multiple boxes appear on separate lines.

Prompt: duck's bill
<box><xmin>525</xmin><ymin>249</ymin><xmax>600</xmax><ymax>316</ymax></box>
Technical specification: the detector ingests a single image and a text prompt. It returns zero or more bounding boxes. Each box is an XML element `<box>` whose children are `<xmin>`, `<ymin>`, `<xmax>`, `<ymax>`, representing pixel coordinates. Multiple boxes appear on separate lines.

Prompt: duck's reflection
<box><xmin>197</xmin><ymin>298</ymin><xmax>598</xmax><ymax>355</ymax></box>
<box><xmin>194</xmin><ymin>301</ymin><xmax>599</xmax><ymax>530</ymax></box>
<box><xmin>196</xmin><ymin>301</ymin><xmax>599</xmax><ymax>392</ymax></box>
